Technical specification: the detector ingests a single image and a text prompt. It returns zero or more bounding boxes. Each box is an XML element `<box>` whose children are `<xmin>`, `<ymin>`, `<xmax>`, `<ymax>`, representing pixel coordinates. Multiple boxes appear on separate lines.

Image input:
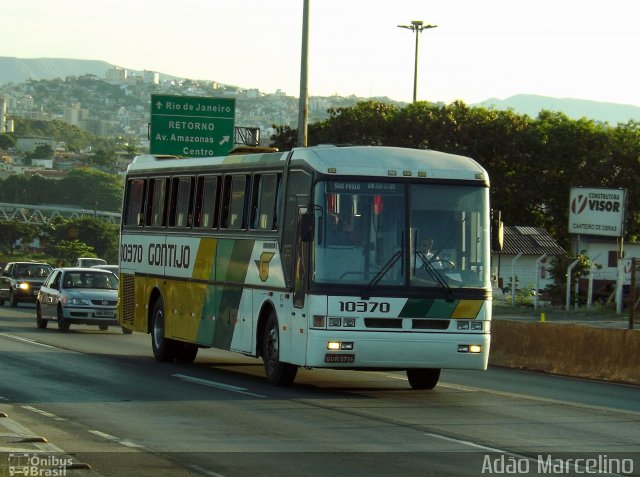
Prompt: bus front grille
<box><xmin>364</xmin><ymin>318</ymin><xmax>403</xmax><ymax>328</ymax></box>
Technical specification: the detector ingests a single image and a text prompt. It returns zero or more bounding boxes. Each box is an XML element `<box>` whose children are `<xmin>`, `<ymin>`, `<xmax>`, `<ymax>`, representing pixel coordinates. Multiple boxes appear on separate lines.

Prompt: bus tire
<box><xmin>121</xmin><ymin>327</ymin><xmax>133</xmax><ymax>335</ymax></box>
<box><xmin>174</xmin><ymin>343</ymin><xmax>198</xmax><ymax>364</ymax></box>
<box><xmin>406</xmin><ymin>368</ymin><xmax>441</xmax><ymax>390</ymax></box>
<box><xmin>262</xmin><ymin>311</ymin><xmax>298</xmax><ymax>386</ymax></box>
<box><xmin>151</xmin><ymin>297</ymin><xmax>176</xmax><ymax>362</ymax></box>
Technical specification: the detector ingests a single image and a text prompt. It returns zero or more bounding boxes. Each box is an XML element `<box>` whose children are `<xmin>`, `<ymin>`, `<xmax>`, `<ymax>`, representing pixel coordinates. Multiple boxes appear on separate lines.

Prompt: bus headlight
<box><xmin>458</xmin><ymin>344</ymin><xmax>482</xmax><ymax>353</ymax></box>
<box><xmin>19</xmin><ymin>282</ymin><xmax>30</xmax><ymax>290</ymax></box>
<box><xmin>327</xmin><ymin>341</ymin><xmax>354</xmax><ymax>350</ymax></box>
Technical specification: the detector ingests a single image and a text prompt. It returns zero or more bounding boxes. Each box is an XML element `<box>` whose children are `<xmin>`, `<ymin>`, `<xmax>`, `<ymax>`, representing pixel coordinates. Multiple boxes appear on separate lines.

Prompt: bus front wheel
<box><xmin>151</xmin><ymin>298</ymin><xmax>176</xmax><ymax>362</ymax></box>
<box><xmin>262</xmin><ymin>312</ymin><xmax>298</xmax><ymax>386</ymax></box>
<box><xmin>406</xmin><ymin>368</ymin><xmax>441</xmax><ymax>390</ymax></box>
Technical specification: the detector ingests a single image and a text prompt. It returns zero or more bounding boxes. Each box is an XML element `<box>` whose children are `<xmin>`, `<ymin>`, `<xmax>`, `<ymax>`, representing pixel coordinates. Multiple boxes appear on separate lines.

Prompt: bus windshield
<box><xmin>312</xmin><ymin>180</ymin><xmax>489</xmax><ymax>290</ymax></box>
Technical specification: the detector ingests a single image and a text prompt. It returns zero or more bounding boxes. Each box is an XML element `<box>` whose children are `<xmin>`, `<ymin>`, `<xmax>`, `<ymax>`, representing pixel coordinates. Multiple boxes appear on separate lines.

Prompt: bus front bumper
<box><xmin>305</xmin><ymin>330</ymin><xmax>490</xmax><ymax>370</ymax></box>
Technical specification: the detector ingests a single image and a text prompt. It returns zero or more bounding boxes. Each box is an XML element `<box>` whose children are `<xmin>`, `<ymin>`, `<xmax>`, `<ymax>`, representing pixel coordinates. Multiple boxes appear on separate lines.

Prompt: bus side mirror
<box><xmin>300</xmin><ymin>213</ymin><xmax>315</xmax><ymax>243</ymax></box>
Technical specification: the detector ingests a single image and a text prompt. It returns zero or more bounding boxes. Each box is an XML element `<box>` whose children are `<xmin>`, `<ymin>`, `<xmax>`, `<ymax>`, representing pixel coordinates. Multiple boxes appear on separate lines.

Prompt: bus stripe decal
<box><xmin>194</xmin><ymin>238</ymin><xmax>217</xmax><ymax>280</ymax></box>
<box><xmin>399</xmin><ymin>299</ymin><xmax>482</xmax><ymax>319</ymax></box>
<box><xmin>452</xmin><ymin>300</ymin><xmax>483</xmax><ymax>319</ymax></box>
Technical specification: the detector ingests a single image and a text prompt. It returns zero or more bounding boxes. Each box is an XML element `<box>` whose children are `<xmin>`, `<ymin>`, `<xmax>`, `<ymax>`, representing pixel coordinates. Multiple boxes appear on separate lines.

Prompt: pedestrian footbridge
<box><xmin>0</xmin><ymin>202</ymin><xmax>121</xmax><ymax>224</ymax></box>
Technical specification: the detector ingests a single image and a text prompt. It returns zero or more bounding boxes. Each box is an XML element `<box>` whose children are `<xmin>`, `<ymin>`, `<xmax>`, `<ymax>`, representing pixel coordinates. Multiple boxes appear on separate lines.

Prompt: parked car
<box><xmin>75</xmin><ymin>257</ymin><xmax>107</xmax><ymax>268</ymax></box>
<box><xmin>36</xmin><ymin>267</ymin><xmax>129</xmax><ymax>333</ymax></box>
<box><xmin>0</xmin><ymin>262</ymin><xmax>53</xmax><ymax>307</ymax></box>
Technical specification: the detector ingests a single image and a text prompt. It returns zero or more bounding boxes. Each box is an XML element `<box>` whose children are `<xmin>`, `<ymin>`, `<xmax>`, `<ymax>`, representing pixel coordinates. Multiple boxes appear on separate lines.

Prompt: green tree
<box><xmin>26</xmin><ymin>144</ymin><xmax>54</xmax><ymax>159</ymax></box>
<box><xmin>54</xmin><ymin>240</ymin><xmax>95</xmax><ymax>264</ymax></box>
<box><xmin>0</xmin><ymin>133</ymin><xmax>16</xmax><ymax>150</ymax></box>
<box><xmin>44</xmin><ymin>217</ymin><xmax>119</xmax><ymax>263</ymax></box>
<box><xmin>56</xmin><ymin>168</ymin><xmax>124</xmax><ymax>211</ymax></box>
<box><xmin>0</xmin><ymin>220</ymin><xmax>39</xmax><ymax>255</ymax></box>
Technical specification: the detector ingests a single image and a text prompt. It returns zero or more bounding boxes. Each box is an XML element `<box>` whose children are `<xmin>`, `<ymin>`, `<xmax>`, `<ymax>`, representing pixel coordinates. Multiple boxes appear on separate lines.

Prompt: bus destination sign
<box><xmin>150</xmin><ymin>94</ymin><xmax>236</xmax><ymax>158</ymax></box>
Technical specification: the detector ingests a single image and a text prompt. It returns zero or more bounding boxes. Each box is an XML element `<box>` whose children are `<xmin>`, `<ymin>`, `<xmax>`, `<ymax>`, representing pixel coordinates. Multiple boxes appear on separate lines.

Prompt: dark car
<box><xmin>36</xmin><ymin>267</ymin><xmax>127</xmax><ymax>333</ymax></box>
<box><xmin>0</xmin><ymin>262</ymin><xmax>53</xmax><ymax>307</ymax></box>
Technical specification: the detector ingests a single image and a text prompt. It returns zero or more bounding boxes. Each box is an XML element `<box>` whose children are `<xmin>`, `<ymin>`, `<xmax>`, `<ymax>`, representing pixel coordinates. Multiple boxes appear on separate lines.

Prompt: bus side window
<box><xmin>125</xmin><ymin>178</ymin><xmax>146</xmax><ymax>226</ymax></box>
<box><xmin>223</xmin><ymin>175</ymin><xmax>248</xmax><ymax>229</ymax></box>
<box><xmin>149</xmin><ymin>177</ymin><xmax>169</xmax><ymax>227</ymax></box>
<box><xmin>194</xmin><ymin>176</ymin><xmax>220</xmax><ymax>228</ymax></box>
<box><xmin>169</xmin><ymin>176</ymin><xmax>194</xmax><ymax>228</ymax></box>
<box><xmin>251</xmin><ymin>173</ymin><xmax>279</xmax><ymax>231</ymax></box>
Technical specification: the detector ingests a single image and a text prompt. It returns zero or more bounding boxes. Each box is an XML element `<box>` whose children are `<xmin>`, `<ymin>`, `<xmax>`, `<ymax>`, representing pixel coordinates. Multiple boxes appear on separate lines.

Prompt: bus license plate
<box><xmin>325</xmin><ymin>354</ymin><xmax>355</xmax><ymax>363</ymax></box>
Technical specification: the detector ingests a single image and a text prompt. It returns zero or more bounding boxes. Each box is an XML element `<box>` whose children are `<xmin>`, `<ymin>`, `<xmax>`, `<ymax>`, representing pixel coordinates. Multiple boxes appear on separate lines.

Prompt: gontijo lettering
<box><xmin>148</xmin><ymin>243</ymin><xmax>190</xmax><ymax>268</ymax></box>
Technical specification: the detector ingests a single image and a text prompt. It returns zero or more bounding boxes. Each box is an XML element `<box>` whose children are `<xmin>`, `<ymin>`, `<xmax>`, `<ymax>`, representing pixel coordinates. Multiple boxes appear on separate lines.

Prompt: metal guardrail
<box><xmin>0</xmin><ymin>202</ymin><xmax>121</xmax><ymax>224</ymax></box>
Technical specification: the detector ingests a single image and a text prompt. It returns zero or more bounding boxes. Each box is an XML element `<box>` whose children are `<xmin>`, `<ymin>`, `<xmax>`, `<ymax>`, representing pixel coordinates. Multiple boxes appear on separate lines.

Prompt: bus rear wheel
<box><xmin>151</xmin><ymin>298</ymin><xmax>176</xmax><ymax>362</ymax></box>
<box><xmin>174</xmin><ymin>342</ymin><xmax>198</xmax><ymax>363</ymax></box>
<box><xmin>406</xmin><ymin>368</ymin><xmax>441</xmax><ymax>390</ymax></box>
<box><xmin>262</xmin><ymin>311</ymin><xmax>297</xmax><ymax>386</ymax></box>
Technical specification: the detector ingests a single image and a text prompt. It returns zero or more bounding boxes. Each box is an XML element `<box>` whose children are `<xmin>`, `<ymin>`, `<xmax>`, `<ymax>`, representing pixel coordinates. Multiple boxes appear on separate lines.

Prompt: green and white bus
<box><xmin>118</xmin><ymin>145</ymin><xmax>491</xmax><ymax>389</ymax></box>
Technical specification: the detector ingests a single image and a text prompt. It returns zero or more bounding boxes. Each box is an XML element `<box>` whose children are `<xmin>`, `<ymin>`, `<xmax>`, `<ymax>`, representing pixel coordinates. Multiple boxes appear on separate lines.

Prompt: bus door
<box><xmin>291</xmin><ymin>205</ymin><xmax>310</xmax><ymax>361</ymax></box>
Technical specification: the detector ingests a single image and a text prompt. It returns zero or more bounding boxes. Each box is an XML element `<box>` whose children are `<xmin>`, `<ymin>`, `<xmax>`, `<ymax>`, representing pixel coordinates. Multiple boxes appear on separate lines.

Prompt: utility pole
<box><xmin>397</xmin><ymin>20</ymin><xmax>437</xmax><ymax>102</ymax></box>
<box><xmin>297</xmin><ymin>0</ymin><xmax>310</xmax><ymax>147</ymax></box>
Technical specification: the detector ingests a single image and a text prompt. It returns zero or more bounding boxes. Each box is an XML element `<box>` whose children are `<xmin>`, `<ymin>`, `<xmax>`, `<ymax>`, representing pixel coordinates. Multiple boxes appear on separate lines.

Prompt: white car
<box><xmin>36</xmin><ymin>267</ymin><xmax>129</xmax><ymax>333</ymax></box>
<box><xmin>75</xmin><ymin>257</ymin><xmax>107</xmax><ymax>268</ymax></box>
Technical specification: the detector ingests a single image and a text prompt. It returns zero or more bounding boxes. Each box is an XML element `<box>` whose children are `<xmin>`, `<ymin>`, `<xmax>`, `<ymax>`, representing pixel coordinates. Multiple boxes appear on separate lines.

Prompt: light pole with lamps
<box><xmin>397</xmin><ymin>20</ymin><xmax>437</xmax><ymax>102</ymax></box>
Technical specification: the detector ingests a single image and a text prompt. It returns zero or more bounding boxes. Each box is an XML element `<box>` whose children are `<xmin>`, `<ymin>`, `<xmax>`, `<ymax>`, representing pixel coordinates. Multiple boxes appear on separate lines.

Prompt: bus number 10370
<box><xmin>339</xmin><ymin>301</ymin><xmax>391</xmax><ymax>313</ymax></box>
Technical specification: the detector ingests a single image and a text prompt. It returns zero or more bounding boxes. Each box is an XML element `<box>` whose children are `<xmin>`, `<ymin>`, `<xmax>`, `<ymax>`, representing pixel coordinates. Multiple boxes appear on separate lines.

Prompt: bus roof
<box><xmin>291</xmin><ymin>146</ymin><xmax>488</xmax><ymax>183</ymax></box>
<box><xmin>127</xmin><ymin>145</ymin><xmax>488</xmax><ymax>184</ymax></box>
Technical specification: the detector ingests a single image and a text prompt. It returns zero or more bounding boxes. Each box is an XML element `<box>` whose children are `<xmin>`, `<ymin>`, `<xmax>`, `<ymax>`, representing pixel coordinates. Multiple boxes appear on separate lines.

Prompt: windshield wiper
<box><xmin>362</xmin><ymin>250</ymin><xmax>403</xmax><ymax>299</ymax></box>
<box><xmin>416</xmin><ymin>251</ymin><xmax>451</xmax><ymax>292</ymax></box>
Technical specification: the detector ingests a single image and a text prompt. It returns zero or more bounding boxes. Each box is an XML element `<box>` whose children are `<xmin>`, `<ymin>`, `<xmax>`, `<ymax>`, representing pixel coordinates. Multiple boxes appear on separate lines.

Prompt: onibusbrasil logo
<box><xmin>571</xmin><ymin>194</ymin><xmax>588</xmax><ymax>214</ymax></box>
<box><xmin>7</xmin><ymin>453</ymin><xmax>73</xmax><ymax>476</ymax></box>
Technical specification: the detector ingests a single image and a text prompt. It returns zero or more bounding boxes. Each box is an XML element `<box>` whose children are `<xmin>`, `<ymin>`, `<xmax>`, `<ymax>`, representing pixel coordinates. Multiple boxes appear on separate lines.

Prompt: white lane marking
<box><xmin>188</xmin><ymin>464</ymin><xmax>229</xmax><ymax>477</ymax></box>
<box><xmin>89</xmin><ymin>430</ymin><xmax>144</xmax><ymax>448</ymax></box>
<box><xmin>0</xmin><ymin>333</ymin><xmax>54</xmax><ymax>348</ymax></box>
<box><xmin>89</xmin><ymin>430</ymin><xmax>118</xmax><ymax>441</ymax></box>
<box><xmin>438</xmin><ymin>383</ymin><xmax>477</xmax><ymax>392</ymax></box>
<box><xmin>21</xmin><ymin>405</ymin><xmax>65</xmax><ymax>421</ymax></box>
<box><xmin>120</xmin><ymin>440</ymin><xmax>144</xmax><ymax>448</ymax></box>
<box><xmin>173</xmin><ymin>373</ymin><xmax>266</xmax><ymax>398</ymax></box>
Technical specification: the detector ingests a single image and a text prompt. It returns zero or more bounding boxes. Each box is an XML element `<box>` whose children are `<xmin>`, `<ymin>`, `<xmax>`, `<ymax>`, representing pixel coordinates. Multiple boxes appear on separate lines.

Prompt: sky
<box><xmin>3</xmin><ymin>0</ymin><xmax>640</xmax><ymax>106</ymax></box>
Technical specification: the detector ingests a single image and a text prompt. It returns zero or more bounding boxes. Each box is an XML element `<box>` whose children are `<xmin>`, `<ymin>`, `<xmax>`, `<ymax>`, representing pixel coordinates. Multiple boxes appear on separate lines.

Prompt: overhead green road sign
<box><xmin>150</xmin><ymin>94</ymin><xmax>236</xmax><ymax>157</ymax></box>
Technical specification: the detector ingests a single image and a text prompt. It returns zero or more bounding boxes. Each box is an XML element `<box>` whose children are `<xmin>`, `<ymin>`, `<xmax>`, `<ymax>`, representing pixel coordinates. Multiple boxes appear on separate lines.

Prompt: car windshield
<box><xmin>14</xmin><ymin>264</ymin><xmax>52</xmax><ymax>278</ymax></box>
<box><xmin>62</xmin><ymin>272</ymin><xmax>118</xmax><ymax>290</ymax></box>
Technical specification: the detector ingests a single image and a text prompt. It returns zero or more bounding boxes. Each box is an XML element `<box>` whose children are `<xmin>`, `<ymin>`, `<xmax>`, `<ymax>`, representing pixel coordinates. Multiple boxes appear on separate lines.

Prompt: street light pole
<box><xmin>397</xmin><ymin>20</ymin><xmax>437</xmax><ymax>102</ymax></box>
<box><xmin>297</xmin><ymin>0</ymin><xmax>310</xmax><ymax>147</ymax></box>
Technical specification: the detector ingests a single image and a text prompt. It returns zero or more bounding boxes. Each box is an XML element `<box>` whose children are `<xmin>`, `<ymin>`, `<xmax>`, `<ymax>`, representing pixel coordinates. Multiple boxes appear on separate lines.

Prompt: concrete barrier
<box><xmin>489</xmin><ymin>320</ymin><xmax>640</xmax><ymax>385</ymax></box>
